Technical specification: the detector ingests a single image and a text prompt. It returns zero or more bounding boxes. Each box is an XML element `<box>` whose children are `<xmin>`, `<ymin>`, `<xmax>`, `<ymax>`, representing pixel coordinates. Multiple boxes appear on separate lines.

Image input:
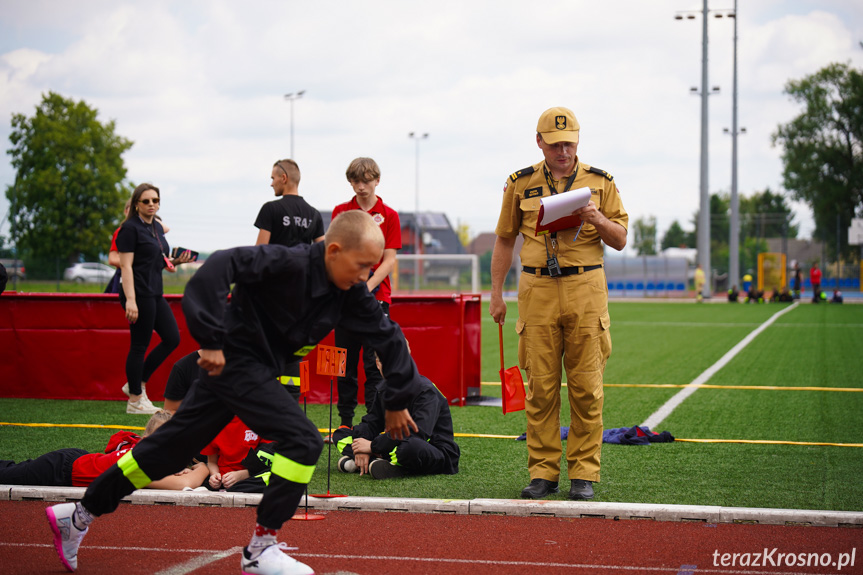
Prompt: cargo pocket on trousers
<box><xmin>597</xmin><ymin>311</ymin><xmax>612</xmax><ymax>367</ymax></box>
<box><xmin>515</xmin><ymin>318</ymin><xmax>529</xmax><ymax>379</ymax></box>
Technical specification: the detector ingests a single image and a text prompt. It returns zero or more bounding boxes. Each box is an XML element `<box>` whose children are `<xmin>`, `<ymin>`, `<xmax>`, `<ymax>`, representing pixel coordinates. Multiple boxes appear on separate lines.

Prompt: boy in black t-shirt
<box><xmin>254</xmin><ymin>159</ymin><xmax>325</xmax><ymax>400</ymax></box>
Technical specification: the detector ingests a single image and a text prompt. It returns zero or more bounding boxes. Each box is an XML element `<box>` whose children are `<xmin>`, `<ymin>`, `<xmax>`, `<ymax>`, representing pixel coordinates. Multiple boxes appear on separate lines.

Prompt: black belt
<box><xmin>522</xmin><ymin>264</ymin><xmax>603</xmax><ymax>277</ymax></box>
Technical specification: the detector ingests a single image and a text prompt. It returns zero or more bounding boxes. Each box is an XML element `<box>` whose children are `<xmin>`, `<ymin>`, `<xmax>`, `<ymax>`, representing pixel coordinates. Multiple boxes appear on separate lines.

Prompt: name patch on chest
<box><xmin>524</xmin><ymin>187</ymin><xmax>543</xmax><ymax>199</ymax></box>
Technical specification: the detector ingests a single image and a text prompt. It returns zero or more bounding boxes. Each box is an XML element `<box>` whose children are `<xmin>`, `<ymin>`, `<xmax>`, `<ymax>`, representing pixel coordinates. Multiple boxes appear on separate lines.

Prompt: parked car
<box><xmin>63</xmin><ymin>262</ymin><xmax>115</xmax><ymax>283</ymax></box>
<box><xmin>0</xmin><ymin>259</ymin><xmax>26</xmax><ymax>280</ymax></box>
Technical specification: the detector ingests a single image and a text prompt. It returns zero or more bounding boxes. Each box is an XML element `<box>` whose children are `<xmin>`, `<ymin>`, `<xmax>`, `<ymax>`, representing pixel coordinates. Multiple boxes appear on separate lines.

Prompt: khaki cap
<box><xmin>536</xmin><ymin>106</ymin><xmax>580</xmax><ymax>144</ymax></box>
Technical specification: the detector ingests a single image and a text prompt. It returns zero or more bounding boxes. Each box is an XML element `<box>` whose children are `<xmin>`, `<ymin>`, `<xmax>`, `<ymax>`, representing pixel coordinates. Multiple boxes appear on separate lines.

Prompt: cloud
<box><xmin>1</xmin><ymin>0</ymin><xmax>862</xmax><ymax>250</ymax></box>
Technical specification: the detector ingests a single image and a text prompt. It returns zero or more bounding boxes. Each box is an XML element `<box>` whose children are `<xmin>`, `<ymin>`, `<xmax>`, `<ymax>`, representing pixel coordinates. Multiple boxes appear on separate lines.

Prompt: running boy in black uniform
<box><xmin>46</xmin><ymin>211</ymin><xmax>420</xmax><ymax>575</ymax></box>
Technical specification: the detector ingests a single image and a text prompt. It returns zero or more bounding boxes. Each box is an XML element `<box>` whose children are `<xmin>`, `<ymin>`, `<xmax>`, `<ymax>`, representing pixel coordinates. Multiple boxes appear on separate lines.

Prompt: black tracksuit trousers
<box><xmin>82</xmin><ymin>354</ymin><xmax>323</xmax><ymax>529</ymax></box>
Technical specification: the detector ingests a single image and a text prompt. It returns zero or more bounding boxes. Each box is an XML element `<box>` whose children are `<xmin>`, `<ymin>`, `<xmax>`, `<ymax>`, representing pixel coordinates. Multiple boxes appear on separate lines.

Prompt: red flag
<box><xmin>499</xmin><ymin>323</ymin><xmax>525</xmax><ymax>414</ymax></box>
<box><xmin>299</xmin><ymin>361</ymin><xmax>310</xmax><ymax>398</ymax></box>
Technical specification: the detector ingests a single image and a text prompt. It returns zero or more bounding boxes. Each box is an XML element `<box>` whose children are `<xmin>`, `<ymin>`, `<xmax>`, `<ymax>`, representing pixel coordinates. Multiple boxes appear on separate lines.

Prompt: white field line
<box><xmin>641</xmin><ymin>303</ymin><xmax>800</xmax><ymax>430</ymax></box>
<box><xmin>0</xmin><ymin>543</ymin><xmax>835</xmax><ymax>575</ymax></box>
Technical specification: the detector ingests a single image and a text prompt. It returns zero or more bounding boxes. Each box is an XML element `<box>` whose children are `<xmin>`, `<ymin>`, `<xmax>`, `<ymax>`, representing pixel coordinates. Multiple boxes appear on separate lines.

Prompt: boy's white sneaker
<box><xmin>241</xmin><ymin>542</ymin><xmax>314</xmax><ymax>575</ymax></box>
<box><xmin>46</xmin><ymin>503</ymin><xmax>88</xmax><ymax>572</ymax></box>
<box><xmin>337</xmin><ymin>455</ymin><xmax>358</xmax><ymax>473</ymax></box>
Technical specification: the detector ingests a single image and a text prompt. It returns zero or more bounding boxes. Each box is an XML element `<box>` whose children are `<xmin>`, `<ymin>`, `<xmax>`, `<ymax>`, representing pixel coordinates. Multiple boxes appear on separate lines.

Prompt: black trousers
<box><xmin>334</xmin><ymin>301</ymin><xmax>388</xmax><ymax>426</ymax></box>
<box><xmin>0</xmin><ymin>448</ymin><xmax>87</xmax><ymax>486</ymax></box>
<box><xmin>122</xmin><ymin>295</ymin><xmax>180</xmax><ymax>396</ymax></box>
<box><xmin>82</xmin><ymin>353</ymin><xmax>323</xmax><ymax>529</ymax></box>
<box><xmin>332</xmin><ymin>428</ymin><xmax>448</xmax><ymax>476</ymax></box>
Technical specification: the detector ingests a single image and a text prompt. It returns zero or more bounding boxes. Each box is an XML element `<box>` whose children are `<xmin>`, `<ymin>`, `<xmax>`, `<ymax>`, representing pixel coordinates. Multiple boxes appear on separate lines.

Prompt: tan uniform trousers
<box><xmin>516</xmin><ymin>267</ymin><xmax>611</xmax><ymax>483</ymax></box>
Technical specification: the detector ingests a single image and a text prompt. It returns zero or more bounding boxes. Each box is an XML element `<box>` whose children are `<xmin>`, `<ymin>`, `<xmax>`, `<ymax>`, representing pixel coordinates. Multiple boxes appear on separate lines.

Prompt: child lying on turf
<box><xmin>203</xmin><ymin>415</ymin><xmax>271</xmax><ymax>493</ymax></box>
<box><xmin>0</xmin><ymin>410</ymin><xmax>208</xmax><ymax>489</ymax></box>
<box><xmin>331</xmin><ymin>347</ymin><xmax>460</xmax><ymax>479</ymax></box>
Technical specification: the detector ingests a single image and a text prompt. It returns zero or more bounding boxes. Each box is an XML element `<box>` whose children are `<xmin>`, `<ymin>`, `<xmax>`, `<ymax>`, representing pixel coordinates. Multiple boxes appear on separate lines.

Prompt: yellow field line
<box><xmin>481</xmin><ymin>382</ymin><xmax>863</xmax><ymax>392</ymax></box>
<box><xmin>0</xmin><ymin>422</ymin><xmax>145</xmax><ymax>430</ymax></box>
<box><xmin>4</xmin><ymin>422</ymin><xmax>860</xmax><ymax>447</ymax></box>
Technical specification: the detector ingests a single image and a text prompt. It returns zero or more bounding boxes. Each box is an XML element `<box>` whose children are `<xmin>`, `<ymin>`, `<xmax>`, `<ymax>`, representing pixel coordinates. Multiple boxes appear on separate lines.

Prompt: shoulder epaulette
<box><xmin>587</xmin><ymin>166</ymin><xmax>613</xmax><ymax>181</ymax></box>
<box><xmin>509</xmin><ymin>166</ymin><xmax>536</xmax><ymax>182</ymax></box>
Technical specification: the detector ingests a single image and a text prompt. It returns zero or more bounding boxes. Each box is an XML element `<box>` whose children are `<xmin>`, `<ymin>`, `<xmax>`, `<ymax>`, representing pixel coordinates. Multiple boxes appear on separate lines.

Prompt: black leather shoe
<box><xmin>520</xmin><ymin>478</ymin><xmax>559</xmax><ymax>499</ymax></box>
<box><xmin>569</xmin><ymin>479</ymin><xmax>594</xmax><ymax>500</ymax></box>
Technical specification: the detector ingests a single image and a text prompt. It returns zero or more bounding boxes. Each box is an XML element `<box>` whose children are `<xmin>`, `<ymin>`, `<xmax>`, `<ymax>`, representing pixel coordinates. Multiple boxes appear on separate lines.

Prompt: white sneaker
<box><xmin>46</xmin><ymin>503</ymin><xmax>88</xmax><ymax>572</ymax></box>
<box><xmin>126</xmin><ymin>398</ymin><xmax>160</xmax><ymax>414</ymax></box>
<box><xmin>337</xmin><ymin>456</ymin><xmax>358</xmax><ymax>473</ymax></box>
<box><xmin>241</xmin><ymin>542</ymin><xmax>314</xmax><ymax>575</ymax></box>
<box><xmin>121</xmin><ymin>381</ymin><xmax>147</xmax><ymax>399</ymax></box>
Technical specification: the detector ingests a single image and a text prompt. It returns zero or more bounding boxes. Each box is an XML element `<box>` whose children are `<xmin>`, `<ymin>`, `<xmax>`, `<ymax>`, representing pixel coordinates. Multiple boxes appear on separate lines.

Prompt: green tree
<box><xmin>660</xmin><ymin>220</ymin><xmax>693</xmax><ymax>250</ymax></box>
<box><xmin>739</xmin><ymin>188</ymin><xmax>799</xmax><ymax>241</ymax></box>
<box><xmin>632</xmin><ymin>215</ymin><xmax>657</xmax><ymax>255</ymax></box>
<box><xmin>5</xmin><ymin>92</ymin><xmax>133</xmax><ymax>267</ymax></box>
<box><xmin>772</xmin><ymin>62</ymin><xmax>863</xmax><ymax>259</ymax></box>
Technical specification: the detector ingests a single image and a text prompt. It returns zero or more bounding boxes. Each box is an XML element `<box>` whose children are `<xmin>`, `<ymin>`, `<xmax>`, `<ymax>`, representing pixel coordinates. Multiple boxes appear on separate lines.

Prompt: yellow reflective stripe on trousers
<box><xmin>117</xmin><ymin>451</ymin><xmax>151</xmax><ymax>489</ymax></box>
<box><xmin>278</xmin><ymin>376</ymin><xmax>300</xmax><ymax>386</ymax></box>
<box><xmin>271</xmin><ymin>453</ymin><xmax>315</xmax><ymax>484</ymax></box>
<box><xmin>388</xmin><ymin>446</ymin><xmax>400</xmax><ymax>466</ymax></box>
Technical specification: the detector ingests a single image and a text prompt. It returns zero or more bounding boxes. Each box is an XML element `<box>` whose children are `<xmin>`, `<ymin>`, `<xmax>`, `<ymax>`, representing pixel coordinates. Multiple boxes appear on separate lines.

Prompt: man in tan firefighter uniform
<box><xmin>490</xmin><ymin>106</ymin><xmax>628</xmax><ymax>500</ymax></box>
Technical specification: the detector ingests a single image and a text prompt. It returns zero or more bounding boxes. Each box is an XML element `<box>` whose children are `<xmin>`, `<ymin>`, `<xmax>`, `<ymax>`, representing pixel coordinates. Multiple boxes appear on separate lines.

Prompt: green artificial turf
<box><xmin>2</xmin><ymin>301</ymin><xmax>862</xmax><ymax>511</ymax></box>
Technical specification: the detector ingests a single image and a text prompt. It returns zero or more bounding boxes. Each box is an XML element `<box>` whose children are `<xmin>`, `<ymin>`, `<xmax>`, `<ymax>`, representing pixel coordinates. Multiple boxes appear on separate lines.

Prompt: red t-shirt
<box><xmin>110</xmin><ymin>226</ymin><xmax>121</xmax><ymax>252</ymax></box>
<box><xmin>331</xmin><ymin>196</ymin><xmax>402</xmax><ymax>304</ymax></box>
<box><xmin>810</xmin><ymin>267</ymin><xmax>822</xmax><ymax>286</ymax></box>
<box><xmin>71</xmin><ymin>431</ymin><xmax>141</xmax><ymax>487</ymax></box>
<box><xmin>202</xmin><ymin>417</ymin><xmax>267</xmax><ymax>474</ymax></box>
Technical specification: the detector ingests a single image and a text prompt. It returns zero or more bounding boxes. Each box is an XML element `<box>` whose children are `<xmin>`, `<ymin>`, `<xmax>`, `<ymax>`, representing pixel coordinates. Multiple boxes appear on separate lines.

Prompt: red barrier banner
<box><xmin>0</xmin><ymin>293</ymin><xmax>481</xmax><ymax>406</ymax></box>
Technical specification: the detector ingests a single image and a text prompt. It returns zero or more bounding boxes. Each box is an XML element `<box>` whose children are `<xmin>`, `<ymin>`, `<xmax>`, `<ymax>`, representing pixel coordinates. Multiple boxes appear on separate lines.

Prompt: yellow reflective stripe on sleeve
<box><xmin>117</xmin><ymin>451</ymin><xmax>151</xmax><ymax>489</ymax></box>
<box><xmin>271</xmin><ymin>453</ymin><xmax>315</xmax><ymax>484</ymax></box>
<box><xmin>278</xmin><ymin>376</ymin><xmax>300</xmax><ymax>386</ymax></box>
<box><xmin>336</xmin><ymin>434</ymin><xmax>353</xmax><ymax>454</ymax></box>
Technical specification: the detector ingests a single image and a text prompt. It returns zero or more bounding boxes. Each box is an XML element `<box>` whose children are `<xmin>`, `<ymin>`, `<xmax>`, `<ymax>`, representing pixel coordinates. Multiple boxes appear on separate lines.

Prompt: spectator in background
<box><xmin>694</xmin><ymin>264</ymin><xmax>705</xmax><ymax>303</ymax></box>
<box><xmin>727</xmin><ymin>285</ymin><xmax>739</xmax><ymax>302</ymax></box>
<box><xmin>742</xmin><ymin>271</ymin><xmax>753</xmax><ymax>294</ymax></box>
<box><xmin>810</xmin><ymin>264</ymin><xmax>822</xmax><ymax>296</ymax></box>
<box><xmin>254</xmin><ymin>159</ymin><xmax>324</xmax><ymax>400</ymax></box>
<box><xmin>117</xmin><ymin>183</ymin><xmax>193</xmax><ymax>414</ymax></box>
<box><xmin>792</xmin><ymin>261</ymin><xmax>802</xmax><ymax>299</ymax></box>
<box><xmin>331</xmin><ymin>157</ymin><xmax>402</xmax><ymax>431</ymax></box>
<box><xmin>0</xmin><ymin>261</ymin><xmax>7</xmax><ymax>293</ymax></box>
<box><xmin>163</xmin><ymin>350</ymin><xmax>203</xmax><ymax>413</ymax></box>
<box><xmin>831</xmin><ymin>289</ymin><xmax>844</xmax><ymax>304</ymax></box>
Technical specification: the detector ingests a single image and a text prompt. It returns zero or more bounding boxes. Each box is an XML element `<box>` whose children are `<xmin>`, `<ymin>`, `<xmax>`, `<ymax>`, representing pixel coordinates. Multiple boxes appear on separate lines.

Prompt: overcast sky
<box><xmin>1</xmin><ymin>0</ymin><xmax>862</xmax><ymax>255</ymax></box>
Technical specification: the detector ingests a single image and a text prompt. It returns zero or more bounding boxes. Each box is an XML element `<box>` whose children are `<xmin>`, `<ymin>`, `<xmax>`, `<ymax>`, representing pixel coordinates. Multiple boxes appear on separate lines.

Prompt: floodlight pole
<box><xmin>284</xmin><ymin>91</ymin><xmax>305</xmax><ymax>159</ymax></box>
<box><xmin>409</xmin><ymin>132</ymin><xmax>429</xmax><ymax>291</ymax></box>
<box><xmin>728</xmin><ymin>0</ymin><xmax>741</xmax><ymax>290</ymax></box>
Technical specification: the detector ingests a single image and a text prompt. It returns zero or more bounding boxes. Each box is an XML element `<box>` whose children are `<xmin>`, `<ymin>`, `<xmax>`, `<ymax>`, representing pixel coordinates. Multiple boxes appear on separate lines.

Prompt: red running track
<box><xmin>0</xmin><ymin>501</ymin><xmax>859</xmax><ymax>574</ymax></box>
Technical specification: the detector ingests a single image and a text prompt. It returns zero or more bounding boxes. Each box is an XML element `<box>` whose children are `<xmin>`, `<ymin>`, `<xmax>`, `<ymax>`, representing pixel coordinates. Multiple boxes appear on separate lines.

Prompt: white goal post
<box><xmin>394</xmin><ymin>254</ymin><xmax>480</xmax><ymax>294</ymax></box>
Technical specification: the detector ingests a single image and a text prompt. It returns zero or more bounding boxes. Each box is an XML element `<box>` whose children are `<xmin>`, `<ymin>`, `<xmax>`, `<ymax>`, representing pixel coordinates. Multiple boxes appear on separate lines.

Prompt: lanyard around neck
<box><xmin>543</xmin><ymin>164</ymin><xmax>578</xmax><ymax>196</ymax></box>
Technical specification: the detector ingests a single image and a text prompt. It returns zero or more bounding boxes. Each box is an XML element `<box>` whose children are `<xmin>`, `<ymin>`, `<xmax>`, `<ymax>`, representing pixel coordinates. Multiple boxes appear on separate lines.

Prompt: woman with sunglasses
<box><xmin>116</xmin><ymin>183</ymin><xmax>191</xmax><ymax>414</ymax></box>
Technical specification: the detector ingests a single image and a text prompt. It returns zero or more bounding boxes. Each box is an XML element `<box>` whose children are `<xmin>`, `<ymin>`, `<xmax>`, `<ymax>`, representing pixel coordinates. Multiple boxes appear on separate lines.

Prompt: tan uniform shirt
<box><xmin>495</xmin><ymin>159</ymin><xmax>629</xmax><ymax>268</ymax></box>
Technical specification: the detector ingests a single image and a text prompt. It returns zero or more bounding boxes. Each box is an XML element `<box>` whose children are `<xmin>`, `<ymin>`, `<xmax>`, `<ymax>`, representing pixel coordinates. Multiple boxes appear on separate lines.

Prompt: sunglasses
<box><xmin>139</xmin><ymin>198</ymin><xmax>160</xmax><ymax>205</ymax></box>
